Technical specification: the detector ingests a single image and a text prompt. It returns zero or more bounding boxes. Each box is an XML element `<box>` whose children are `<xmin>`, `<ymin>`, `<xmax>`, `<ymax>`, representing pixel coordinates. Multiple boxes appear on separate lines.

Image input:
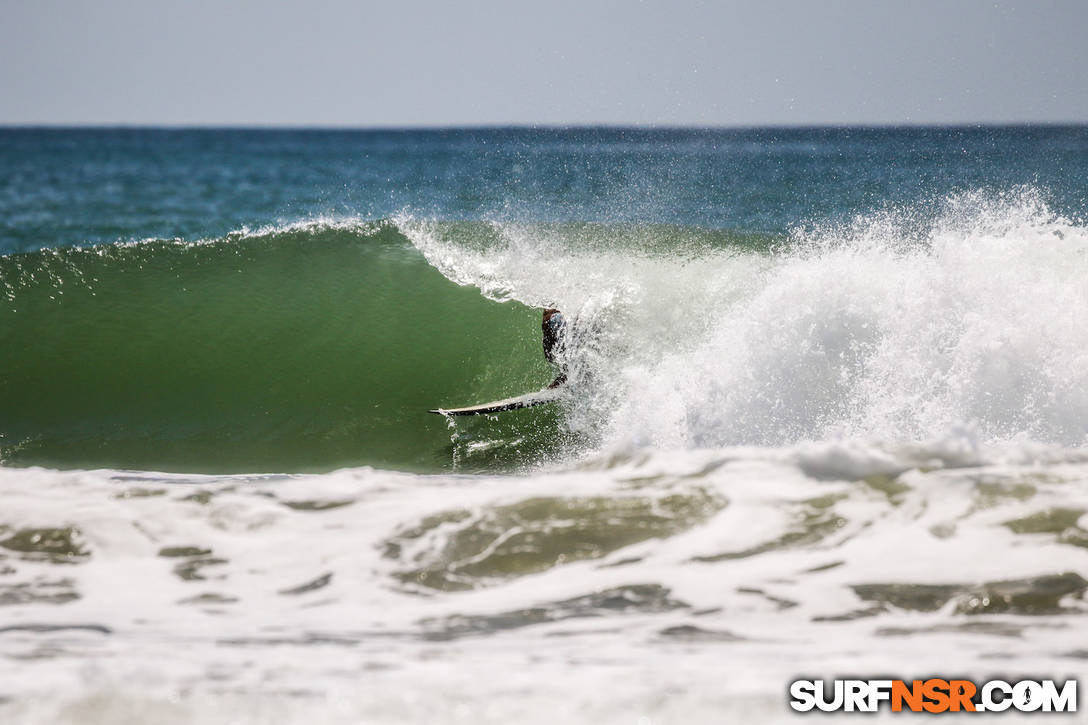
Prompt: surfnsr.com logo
<box><xmin>789</xmin><ymin>679</ymin><xmax>1077</xmax><ymax>713</ymax></box>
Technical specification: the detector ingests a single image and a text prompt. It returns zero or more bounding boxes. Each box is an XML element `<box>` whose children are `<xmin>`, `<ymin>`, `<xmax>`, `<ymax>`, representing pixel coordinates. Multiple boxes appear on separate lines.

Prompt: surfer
<box><xmin>427</xmin><ymin>309</ymin><xmax>571</xmax><ymax>415</ymax></box>
<box><xmin>542</xmin><ymin>308</ymin><xmax>567</xmax><ymax>388</ymax></box>
<box><xmin>427</xmin><ymin>308</ymin><xmax>568</xmax><ymax>415</ymax></box>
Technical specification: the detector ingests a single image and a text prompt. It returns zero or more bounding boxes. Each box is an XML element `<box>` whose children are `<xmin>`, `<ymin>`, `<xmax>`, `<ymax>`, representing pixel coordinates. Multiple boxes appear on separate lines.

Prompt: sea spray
<box><xmin>400</xmin><ymin>189</ymin><xmax>1088</xmax><ymax>455</ymax></box>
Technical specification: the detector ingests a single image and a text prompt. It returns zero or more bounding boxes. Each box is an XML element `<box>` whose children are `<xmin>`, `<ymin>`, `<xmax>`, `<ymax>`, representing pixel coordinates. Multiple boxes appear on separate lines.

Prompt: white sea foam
<box><xmin>2</xmin><ymin>445</ymin><xmax>1087</xmax><ymax>723</ymax></box>
<box><xmin>400</xmin><ymin>189</ymin><xmax>1088</xmax><ymax>457</ymax></box>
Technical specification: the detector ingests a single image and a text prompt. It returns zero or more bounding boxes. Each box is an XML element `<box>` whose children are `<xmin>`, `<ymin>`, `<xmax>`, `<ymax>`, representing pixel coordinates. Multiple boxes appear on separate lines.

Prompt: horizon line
<box><xmin>3</xmin><ymin>121</ymin><xmax>1088</xmax><ymax>132</ymax></box>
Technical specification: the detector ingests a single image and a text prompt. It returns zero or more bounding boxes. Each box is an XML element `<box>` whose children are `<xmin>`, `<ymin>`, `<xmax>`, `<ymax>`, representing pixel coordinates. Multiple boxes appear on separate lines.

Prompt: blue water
<box><xmin>3</xmin><ymin>126</ymin><xmax>1087</xmax><ymax>254</ymax></box>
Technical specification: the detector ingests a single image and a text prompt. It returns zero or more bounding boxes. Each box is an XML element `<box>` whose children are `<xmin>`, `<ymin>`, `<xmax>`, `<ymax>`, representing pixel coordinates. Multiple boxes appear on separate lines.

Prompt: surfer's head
<box><xmin>542</xmin><ymin>308</ymin><xmax>566</xmax><ymax>364</ymax></box>
<box><xmin>543</xmin><ymin>308</ymin><xmax>565</xmax><ymax>335</ymax></box>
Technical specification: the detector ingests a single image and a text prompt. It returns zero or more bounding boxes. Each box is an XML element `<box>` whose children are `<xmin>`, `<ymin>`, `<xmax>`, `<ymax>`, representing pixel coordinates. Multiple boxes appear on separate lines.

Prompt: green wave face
<box><xmin>0</xmin><ymin>223</ymin><xmax>561</xmax><ymax>473</ymax></box>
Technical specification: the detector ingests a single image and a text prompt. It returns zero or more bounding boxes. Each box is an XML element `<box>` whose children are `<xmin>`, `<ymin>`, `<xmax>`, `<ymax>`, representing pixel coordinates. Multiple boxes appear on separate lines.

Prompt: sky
<box><xmin>1</xmin><ymin>0</ymin><xmax>1087</xmax><ymax>127</ymax></box>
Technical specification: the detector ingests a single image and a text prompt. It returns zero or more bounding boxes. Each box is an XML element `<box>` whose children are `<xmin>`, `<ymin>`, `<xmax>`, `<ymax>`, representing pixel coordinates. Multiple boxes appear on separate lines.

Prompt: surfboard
<box><xmin>428</xmin><ymin>387</ymin><xmax>562</xmax><ymax>416</ymax></box>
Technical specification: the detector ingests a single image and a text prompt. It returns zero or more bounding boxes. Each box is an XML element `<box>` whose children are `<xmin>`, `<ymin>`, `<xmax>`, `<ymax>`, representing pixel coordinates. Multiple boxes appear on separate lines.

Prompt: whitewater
<box><xmin>2</xmin><ymin>127</ymin><xmax>1087</xmax><ymax>723</ymax></box>
<box><xmin>405</xmin><ymin>188</ymin><xmax>1088</xmax><ymax>452</ymax></box>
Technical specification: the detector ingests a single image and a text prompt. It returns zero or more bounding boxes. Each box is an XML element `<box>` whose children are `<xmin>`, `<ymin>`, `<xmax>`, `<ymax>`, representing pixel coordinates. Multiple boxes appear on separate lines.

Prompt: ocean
<box><xmin>1</xmin><ymin>126</ymin><xmax>1087</xmax><ymax>722</ymax></box>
